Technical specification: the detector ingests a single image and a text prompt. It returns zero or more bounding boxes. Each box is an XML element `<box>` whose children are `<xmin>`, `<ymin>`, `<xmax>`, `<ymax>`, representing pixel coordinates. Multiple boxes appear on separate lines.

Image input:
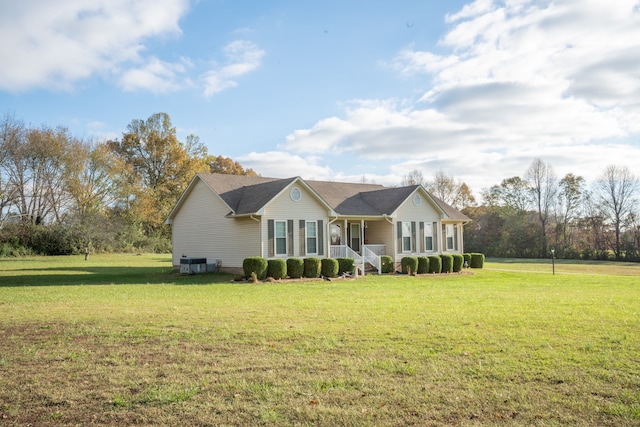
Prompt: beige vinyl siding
<box><xmin>393</xmin><ymin>192</ymin><xmax>441</xmax><ymax>258</ymax></box>
<box><xmin>171</xmin><ymin>179</ymin><xmax>260</xmax><ymax>268</ymax></box>
<box><xmin>262</xmin><ymin>185</ymin><xmax>330</xmax><ymax>258</ymax></box>
<box><xmin>362</xmin><ymin>220</ymin><xmax>394</xmax><ymax>254</ymax></box>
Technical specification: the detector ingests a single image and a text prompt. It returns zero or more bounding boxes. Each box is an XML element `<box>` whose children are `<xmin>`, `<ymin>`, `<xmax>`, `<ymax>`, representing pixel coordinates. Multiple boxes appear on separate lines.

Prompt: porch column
<box><xmin>361</xmin><ymin>219</ymin><xmax>365</xmax><ymax>249</ymax></box>
<box><xmin>343</xmin><ymin>219</ymin><xmax>348</xmax><ymax>245</ymax></box>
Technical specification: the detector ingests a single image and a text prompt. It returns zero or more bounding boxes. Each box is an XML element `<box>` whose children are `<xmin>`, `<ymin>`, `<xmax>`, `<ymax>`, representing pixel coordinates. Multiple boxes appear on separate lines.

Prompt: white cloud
<box><xmin>0</xmin><ymin>0</ymin><xmax>189</xmax><ymax>91</ymax></box>
<box><xmin>119</xmin><ymin>57</ymin><xmax>192</xmax><ymax>94</ymax></box>
<box><xmin>237</xmin><ymin>151</ymin><xmax>334</xmax><ymax>180</ymax></box>
<box><xmin>202</xmin><ymin>40</ymin><xmax>265</xmax><ymax>97</ymax></box>
<box><xmin>282</xmin><ymin>0</ymin><xmax>640</xmax><ymax>191</ymax></box>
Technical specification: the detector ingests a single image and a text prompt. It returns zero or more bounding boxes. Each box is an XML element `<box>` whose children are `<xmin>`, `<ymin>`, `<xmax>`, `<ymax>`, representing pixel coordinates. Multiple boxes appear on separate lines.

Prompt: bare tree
<box><xmin>593</xmin><ymin>165</ymin><xmax>639</xmax><ymax>260</ymax></box>
<box><xmin>526</xmin><ymin>158</ymin><xmax>558</xmax><ymax>257</ymax></box>
<box><xmin>423</xmin><ymin>171</ymin><xmax>476</xmax><ymax>209</ymax></box>
<box><xmin>401</xmin><ymin>169</ymin><xmax>426</xmax><ymax>186</ymax></box>
<box><xmin>557</xmin><ymin>173</ymin><xmax>585</xmax><ymax>249</ymax></box>
<box><xmin>0</xmin><ymin>114</ymin><xmax>24</xmax><ymax>224</ymax></box>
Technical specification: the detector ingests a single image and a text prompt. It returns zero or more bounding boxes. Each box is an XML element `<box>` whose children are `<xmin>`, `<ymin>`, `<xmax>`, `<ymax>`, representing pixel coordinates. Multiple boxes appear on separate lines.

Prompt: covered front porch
<box><xmin>328</xmin><ymin>218</ymin><xmax>391</xmax><ymax>275</ymax></box>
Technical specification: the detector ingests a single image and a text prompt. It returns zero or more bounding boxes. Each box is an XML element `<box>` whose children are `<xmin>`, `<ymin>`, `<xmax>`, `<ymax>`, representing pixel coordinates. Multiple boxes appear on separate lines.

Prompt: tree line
<box><xmin>406</xmin><ymin>159</ymin><xmax>639</xmax><ymax>262</ymax></box>
<box><xmin>0</xmin><ymin>112</ymin><xmax>256</xmax><ymax>256</ymax></box>
<box><xmin>2</xmin><ymin>111</ymin><xmax>638</xmax><ymax>261</ymax></box>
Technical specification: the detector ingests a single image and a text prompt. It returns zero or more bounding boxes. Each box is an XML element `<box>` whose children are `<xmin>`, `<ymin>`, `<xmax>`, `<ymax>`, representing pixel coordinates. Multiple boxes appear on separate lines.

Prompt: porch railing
<box><xmin>329</xmin><ymin>244</ymin><xmax>385</xmax><ymax>275</ymax></box>
<box><xmin>364</xmin><ymin>244</ymin><xmax>385</xmax><ymax>256</ymax></box>
<box><xmin>362</xmin><ymin>245</ymin><xmax>381</xmax><ymax>274</ymax></box>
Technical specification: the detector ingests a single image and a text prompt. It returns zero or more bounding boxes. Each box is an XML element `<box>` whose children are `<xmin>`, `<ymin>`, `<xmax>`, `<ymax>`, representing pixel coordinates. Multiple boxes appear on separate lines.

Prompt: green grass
<box><xmin>1</xmin><ymin>254</ymin><xmax>639</xmax><ymax>425</ymax></box>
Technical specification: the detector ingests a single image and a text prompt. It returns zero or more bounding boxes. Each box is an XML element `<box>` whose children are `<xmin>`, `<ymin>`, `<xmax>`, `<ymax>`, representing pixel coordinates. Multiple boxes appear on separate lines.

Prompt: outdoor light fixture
<box><xmin>551</xmin><ymin>248</ymin><xmax>555</xmax><ymax>275</ymax></box>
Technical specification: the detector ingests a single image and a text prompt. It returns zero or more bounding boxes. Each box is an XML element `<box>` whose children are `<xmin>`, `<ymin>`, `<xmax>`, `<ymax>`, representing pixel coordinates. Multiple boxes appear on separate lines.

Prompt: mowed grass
<box><xmin>1</xmin><ymin>255</ymin><xmax>639</xmax><ymax>426</ymax></box>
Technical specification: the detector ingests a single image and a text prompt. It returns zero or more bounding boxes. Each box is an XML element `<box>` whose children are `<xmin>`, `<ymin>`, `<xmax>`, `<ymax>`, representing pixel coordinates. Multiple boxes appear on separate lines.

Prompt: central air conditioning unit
<box><xmin>179</xmin><ymin>258</ymin><xmax>207</xmax><ymax>274</ymax></box>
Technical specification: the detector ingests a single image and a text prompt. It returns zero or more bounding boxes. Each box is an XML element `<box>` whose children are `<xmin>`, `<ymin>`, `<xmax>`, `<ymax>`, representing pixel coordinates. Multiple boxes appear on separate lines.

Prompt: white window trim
<box><xmin>290</xmin><ymin>187</ymin><xmax>302</xmax><ymax>201</ymax></box>
<box><xmin>306</xmin><ymin>220</ymin><xmax>318</xmax><ymax>255</ymax></box>
<box><xmin>275</xmin><ymin>220</ymin><xmax>288</xmax><ymax>256</ymax></box>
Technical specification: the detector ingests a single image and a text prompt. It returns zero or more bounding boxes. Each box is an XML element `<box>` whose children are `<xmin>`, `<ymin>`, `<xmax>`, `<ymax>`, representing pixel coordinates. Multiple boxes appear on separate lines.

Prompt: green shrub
<box><xmin>267</xmin><ymin>258</ymin><xmax>287</xmax><ymax>280</ymax></box>
<box><xmin>303</xmin><ymin>257</ymin><xmax>321</xmax><ymax>278</ymax></box>
<box><xmin>440</xmin><ymin>254</ymin><xmax>454</xmax><ymax>273</ymax></box>
<box><xmin>470</xmin><ymin>253</ymin><xmax>485</xmax><ymax>268</ymax></box>
<box><xmin>463</xmin><ymin>253</ymin><xmax>471</xmax><ymax>268</ymax></box>
<box><xmin>452</xmin><ymin>254</ymin><xmax>464</xmax><ymax>272</ymax></box>
<box><xmin>417</xmin><ymin>256</ymin><xmax>430</xmax><ymax>274</ymax></box>
<box><xmin>381</xmin><ymin>255</ymin><xmax>394</xmax><ymax>273</ymax></box>
<box><xmin>321</xmin><ymin>258</ymin><xmax>339</xmax><ymax>278</ymax></box>
<box><xmin>286</xmin><ymin>258</ymin><xmax>304</xmax><ymax>279</ymax></box>
<box><xmin>401</xmin><ymin>256</ymin><xmax>418</xmax><ymax>275</ymax></box>
<box><xmin>428</xmin><ymin>255</ymin><xmax>442</xmax><ymax>274</ymax></box>
<box><xmin>336</xmin><ymin>257</ymin><xmax>355</xmax><ymax>275</ymax></box>
<box><xmin>243</xmin><ymin>256</ymin><xmax>268</xmax><ymax>280</ymax></box>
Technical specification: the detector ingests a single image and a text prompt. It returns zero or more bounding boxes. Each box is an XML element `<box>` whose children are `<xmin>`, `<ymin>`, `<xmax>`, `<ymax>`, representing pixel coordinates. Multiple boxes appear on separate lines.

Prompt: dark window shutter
<box><xmin>433</xmin><ymin>222</ymin><xmax>438</xmax><ymax>252</ymax></box>
<box><xmin>268</xmin><ymin>219</ymin><xmax>274</xmax><ymax>257</ymax></box>
<box><xmin>397</xmin><ymin>221</ymin><xmax>402</xmax><ymax>254</ymax></box>
<box><xmin>454</xmin><ymin>224</ymin><xmax>459</xmax><ymax>251</ymax></box>
<box><xmin>299</xmin><ymin>220</ymin><xmax>306</xmax><ymax>256</ymax></box>
<box><xmin>287</xmin><ymin>220</ymin><xmax>294</xmax><ymax>256</ymax></box>
<box><xmin>411</xmin><ymin>221</ymin><xmax>417</xmax><ymax>252</ymax></box>
<box><xmin>318</xmin><ymin>220</ymin><xmax>324</xmax><ymax>256</ymax></box>
<box><xmin>419</xmin><ymin>221</ymin><xmax>424</xmax><ymax>253</ymax></box>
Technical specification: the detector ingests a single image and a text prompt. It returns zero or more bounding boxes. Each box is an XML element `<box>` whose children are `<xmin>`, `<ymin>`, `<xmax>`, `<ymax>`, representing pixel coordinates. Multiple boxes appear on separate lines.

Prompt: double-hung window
<box><xmin>275</xmin><ymin>220</ymin><xmax>287</xmax><ymax>256</ymax></box>
<box><xmin>306</xmin><ymin>221</ymin><xmax>317</xmax><ymax>255</ymax></box>
<box><xmin>424</xmin><ymin>222</ymin><xmax>434</xmax><ymax>252</ymax></box>
<box><xmin>402</xmin><ymin>221</ymin><xmax>412</xmax><ymax>252</ymax></box>
<box><xmin>445</xmin><ymin>224</ymin><xmax>455</xmax><ymax>251</ymax></box>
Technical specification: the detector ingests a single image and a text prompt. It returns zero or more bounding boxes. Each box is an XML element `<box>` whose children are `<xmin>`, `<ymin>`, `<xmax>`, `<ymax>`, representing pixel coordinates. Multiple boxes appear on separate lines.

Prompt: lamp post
<box><xmin>551</xmin><ymin>248</ymin><xmax>555</xmax><ymax>275</ymax></box>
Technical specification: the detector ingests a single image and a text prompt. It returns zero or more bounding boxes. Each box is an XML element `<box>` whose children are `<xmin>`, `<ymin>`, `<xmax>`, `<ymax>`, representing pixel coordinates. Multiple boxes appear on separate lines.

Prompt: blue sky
<box><xmin>1</xmin><ymin>0</ymin><xmax>640</xmax><ymax>196</ymax></box>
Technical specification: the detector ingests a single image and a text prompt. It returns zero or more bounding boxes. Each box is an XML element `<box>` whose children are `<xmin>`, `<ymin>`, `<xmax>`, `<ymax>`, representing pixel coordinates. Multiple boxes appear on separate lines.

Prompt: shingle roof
<box><xmin>198</xmin><ymin>173</ymin><xmax>294</xmax><ymax>214</ymax></box>
<box><xmin>195</xmin><ymin>173</ymin><xmax>470</xmax><ymax>221</ymax></box>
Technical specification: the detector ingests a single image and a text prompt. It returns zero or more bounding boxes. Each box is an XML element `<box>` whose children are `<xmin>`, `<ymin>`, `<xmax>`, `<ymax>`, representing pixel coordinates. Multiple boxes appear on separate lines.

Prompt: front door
<box><xmin>350</xmin><ymin>223</ymin><xmax>361</xmax><ymax>253</ymax></box>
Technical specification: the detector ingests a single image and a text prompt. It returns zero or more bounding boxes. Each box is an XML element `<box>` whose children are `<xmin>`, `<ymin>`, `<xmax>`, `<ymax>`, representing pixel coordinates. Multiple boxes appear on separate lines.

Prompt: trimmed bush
<box><xmin>470</xmin><ymin>253</ymin><xmax>485</xmax><ymax>269</ymax></box>
<box><xmin>286</xmin><ymin>258</ymin><xmax>304</xmax><ymax>279</ymax></box>
<box><xmin>452</xmin><ymin>254</ymin><xmax>464</xmax><ymax>272</ymax></box>
<box><xmin>267</xmin><ymin>258</ymin><xmax>287</xmax><ymax>280</ymax></box>
<box><xmin>336</xmin><ymin>257</ymin><xmax>355</xmax><ymax>275</ymax></box>
<box><xmin>321</xmin><ymin>258</ymin><xmax>339</xmax><ymax>278</ymax></box>
<box><xmin>440</xmin><ymin>254</ymin><xmax>454</xmax><ymax>273</ymax></box>
<box><xmin>417</xmin><ymin>256</ymin><xmax>430</xmax><ymax>274</ymax></box>
<box><xmin>303</xmin><ymin>257</ymin><xmax>321</xmax><ymax>278</ymax></box>
<box><xmin>381</xmin><ymin>255</ymin><xmax>394</xmax><ymax>274</ymax></box>
<box><xmin>401</xmin><ymin>256</ymin><xmax>418</xmax><ymax>275</ymax></box>
<box><xmin>428</xmin><ymin>255</ymin><xmax>442</xmax><ymax>274</ymax></box>
<box><xmin>463</xmin><ymin>253</ymin><xmax>472</xmax><ymax>268</ymax></box>
<box><xmin>243</xmin><ymin>256</ymin><xmax>268</xmax><ymax>280</ymax></box>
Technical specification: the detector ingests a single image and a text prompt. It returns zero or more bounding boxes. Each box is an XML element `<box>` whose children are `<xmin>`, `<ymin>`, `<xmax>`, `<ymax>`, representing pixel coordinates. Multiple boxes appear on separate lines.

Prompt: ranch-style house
<box><xmin>165</xmin><ymin>173</ymin><xmax>471</xmax><ymax>274</ymax></box>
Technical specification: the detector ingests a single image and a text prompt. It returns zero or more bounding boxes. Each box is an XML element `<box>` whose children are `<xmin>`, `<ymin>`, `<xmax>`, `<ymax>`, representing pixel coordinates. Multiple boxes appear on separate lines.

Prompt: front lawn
<box><xmin>1</xmin><ymin>255</ymin><xmax>638</xmax><ymax>425</ymax></box>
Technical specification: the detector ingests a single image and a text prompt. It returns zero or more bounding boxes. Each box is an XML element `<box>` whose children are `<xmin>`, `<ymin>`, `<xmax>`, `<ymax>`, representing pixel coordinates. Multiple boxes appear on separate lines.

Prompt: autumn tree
<box><xmin>65</xmin><ymin>140</ymin><xmax>124</xmax><ymax>222</ymax></box>
<box><xmin>108</xmin><ymin>112</ymin><xmax>210</xmax><ymax>233</ymax></box>
<box><xmin>483</xmin><ymin>176</ymin><xmax>531</xmax><ymax>213</ymax></box>
<box><xmin>209</xmin><ymin>155</ymin><xmax>258</xmax><ymax>176</ymax></box>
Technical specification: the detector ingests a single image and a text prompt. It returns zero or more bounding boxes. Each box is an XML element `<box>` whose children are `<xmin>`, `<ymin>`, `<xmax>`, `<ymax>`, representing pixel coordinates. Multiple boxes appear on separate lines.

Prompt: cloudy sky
<box><xmin>1</xmin><ymin>0</ymin><xmax>639</xmax><ymax>197</ymax></box>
